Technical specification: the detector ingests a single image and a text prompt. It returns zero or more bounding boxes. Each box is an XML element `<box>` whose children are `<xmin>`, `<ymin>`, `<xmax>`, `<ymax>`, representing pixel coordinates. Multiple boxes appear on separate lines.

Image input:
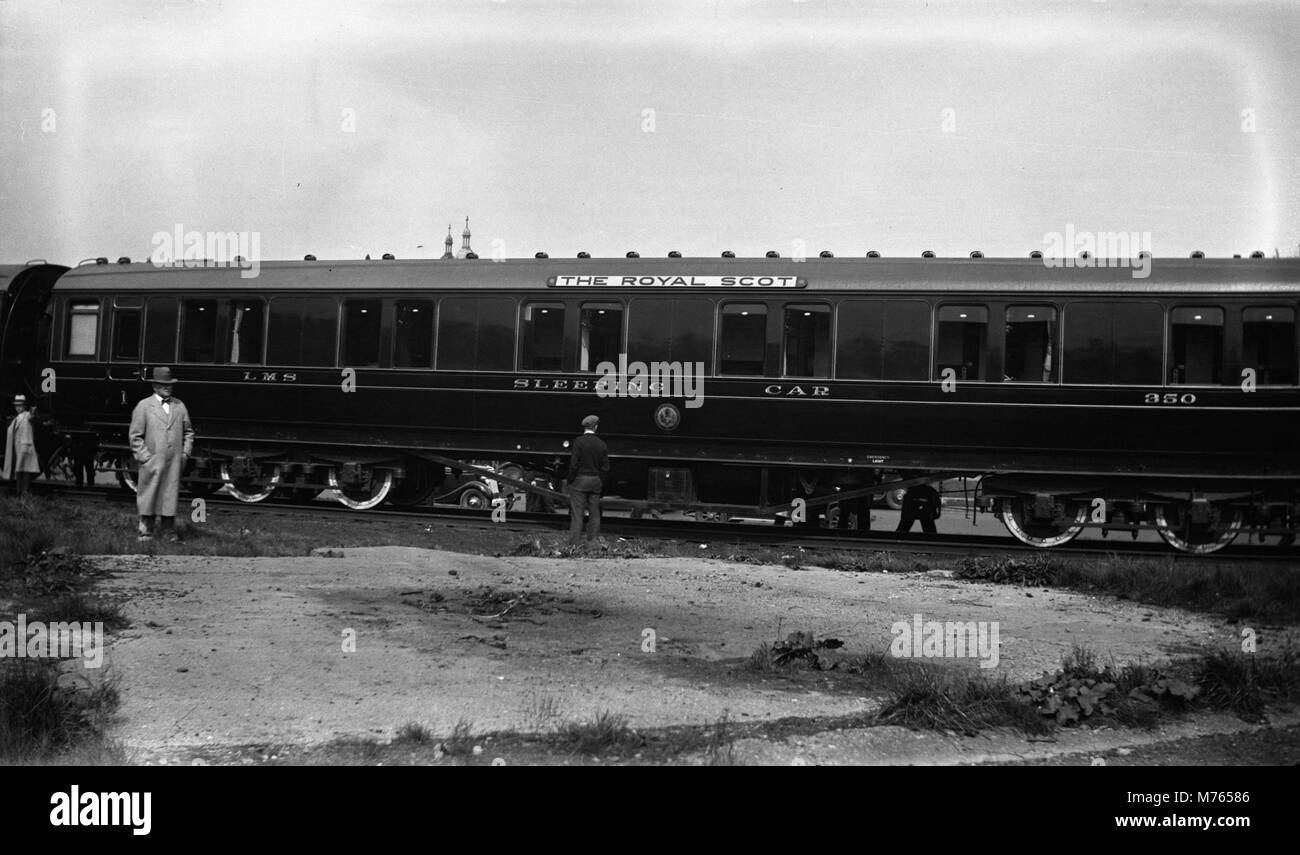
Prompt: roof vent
<box><xmin>721</xmin><ymin>250</ymin><xmax>735</xmax><ymax>258</ymax></box>
<box><xmin>577</xmin><ymin>251</ymin><xmax>591</xmax><ymax>259</ymax></box>
<box><xmin>1190</xmin><ymin>250</ymin><xmax>1205</xmax><ymax>259</ymax></box>
<box><xmin>1078</xmin><ymin>250</ymin><xmax>1091</xmax><ymax>260</ymax></box>
<box><xmin>866</xmin><ymin>251</ymin><xmax>881</xmax><ymax>258</ymax></box>
<box><xmin>819</xmin><ymin>250</ymin><xmax>833</xmax><ymax>258</ymax></box>
<box><xmin>117</xmin><ymin>256</ymin><xmax>131</xmax><ymax>264</ymax></box>
<box><xmin>921</xmin><ymin>250</ymin><xmax>936</xmax><ymax>258</ymax></box>
<box><xmin>626</xmin><ymin>251</ymin><xmax>640</xmax><ymax>258</ymax></box>
<box><xmin>1233</xmin><ymin>254</ymin><xmax>1241</xmax><ymax>259</ymax></box>
<box><xmin>304</xmin><ymin>254</ymin><xmax>316</xmax><ymax>261</ymax></box>
<box><xmin>466</xmin><ymin>252</ymin><xmax>479</xmax><ymax>260</ymax></box>
<box><xmin>96</xmin><ymin>256</ymin><xmax>109</xmax><ymax>265</ymax></box>
<box><xmin>382</xmin><ymin>253</ymin><xmax>395</xmax><ymax>260</ymax></box>
<box><xmin>1138</xmin><ymin>251</ymin><xmax>1151</xmax><ymax>259</ymax></box>
<box><xmin>765</xmin><ymin>250</ymin><xmax>780</xmax><ymax>258</ymax></box>
<box><xmin>535</xmin><ymin>252</ymin><xmax>549</xmax><ymax>259</ymax></box>
<box><xmin>668</xmin><ymin>251</ymin><xmax>682</xmax><ymax>258</ymax></box>
<box><xmin>1250</xmin><ymin>250</ymin><xmax>1265</xmax><ymax>259</ymax></box>
<box><xmin>969</xmin><ymin>250</ymin><xmax>983</xmax><ymax>258</ymax></box>
<box><xmin>1029</xmin><ymin>250</ymin><xmax>1043</xmax><ymax>259</ymax></box>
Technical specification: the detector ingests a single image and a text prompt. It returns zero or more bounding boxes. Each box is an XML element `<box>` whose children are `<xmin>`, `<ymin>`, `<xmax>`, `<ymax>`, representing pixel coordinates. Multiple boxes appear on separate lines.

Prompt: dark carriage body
<box><xmin>12</xmin><ymin>253</ymin><xmax>1300</xmax><ymax>548</ymax></box>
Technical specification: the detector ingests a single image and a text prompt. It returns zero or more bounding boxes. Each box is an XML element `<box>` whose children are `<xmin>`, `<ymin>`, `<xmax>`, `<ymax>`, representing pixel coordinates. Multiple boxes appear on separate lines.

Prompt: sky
<box><xmin>2</xmin><ymin>0</ymin><xmax>1298</xmax><ymax>263</ymax></box>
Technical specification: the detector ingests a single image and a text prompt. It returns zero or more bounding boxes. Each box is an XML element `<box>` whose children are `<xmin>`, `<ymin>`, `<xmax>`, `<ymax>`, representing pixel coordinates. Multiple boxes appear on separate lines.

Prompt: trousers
<box><xmin>568</xmin><ymin>476</ymin><xmax>603</xmax><ymax>541</ymax></box>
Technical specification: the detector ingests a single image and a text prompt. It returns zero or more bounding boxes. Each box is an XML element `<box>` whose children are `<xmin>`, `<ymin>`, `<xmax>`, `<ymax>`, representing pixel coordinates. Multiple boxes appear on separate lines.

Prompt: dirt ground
<box><xmin>87</xmin><ymin>545</ymin><xmax>1300</xmax><ymax>764</ymax></box>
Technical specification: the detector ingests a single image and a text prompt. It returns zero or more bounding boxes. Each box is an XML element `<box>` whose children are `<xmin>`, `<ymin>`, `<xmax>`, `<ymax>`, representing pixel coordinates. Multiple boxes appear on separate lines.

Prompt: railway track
<box><xmin>28</xmin><ymin>482</ymin><xmax>1300</xmax><ymax>563</ymax></box>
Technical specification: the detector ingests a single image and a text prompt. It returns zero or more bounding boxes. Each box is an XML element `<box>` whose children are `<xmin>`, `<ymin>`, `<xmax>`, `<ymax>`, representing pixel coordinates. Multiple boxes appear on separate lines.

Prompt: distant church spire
<box><xmin>457</xmin><ymin>216</ymin><xmax>473</xmax><ymax>259</ymax></box>
<box><xmin>442</xmin><ymin>225</ymin><xmax>454</xmax><ymax>260</ymax></box>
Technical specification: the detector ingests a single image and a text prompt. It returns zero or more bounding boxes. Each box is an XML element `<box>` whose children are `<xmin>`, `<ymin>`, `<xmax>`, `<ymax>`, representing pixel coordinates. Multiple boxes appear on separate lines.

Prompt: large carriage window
<box><xmin>180</xmin><ymin>299</ymin><xmax>218</xmax><ymax>363</ymax></box>
<box><xmin>228</xmin><ymin>300</ymin><xmax>264</xmax><ymax>365</ymax></box>
<box><xmin>1004</xmin><ymin>306</ymin><xmax>1057</xmax><ymax>382</ymax></box>
<box><xmin>520</xmin><ymin>303</ymin><xmax>565</xmax><ymax>371</ymax></box>
<box><xmin>267</xmin><ymin>297</ymin><xmax>339</xmax><ymax>366</ymax></box>
<box><xmin>1242</xmin><ymin>307</ymin><xmax>1296</xmax><ymax>385</ymax></box>
<box><xmin>580</xmin><ymin>304</ymin><xmax>623</xmax><ymax>372</ymax></box>
<box><xmin>1063</xmin><ymin>302</ymin><xmax>1162</xmax><ymax>385</ymax></box>
<box><xmin>935</xmin><ymin>305</ymin><xmax>988</xmax><ymax>381</ymax></box>
<box><xmin>836</xmin><ymin>300</ymin><xmax>930</xmax><ymax>380</ymax></box>
<box><xmin>66</xmin><ymin>301</ymin><xmax>100</xmax><ymax>358</ymax></box>
<box><xmin>342</xmin><ymin>299</ymin><xmax>381</xmax><ymax>366</ymax></box>
<box><xmin>719</xmin><ymin>303</ymin><xmax>767</xmax><ymax>376</ymax></box>
<box><xmin>1169</xmin><ymin>307</ymin><xmax>1224</xmax><ymax>385</ymax></box>
<box><xmin>627</xmin><ymin>298</ymin><xmax>713</xmax><ymax>366</ymax></box>
<box><xmin>144</xmin><ymin>297</ymin><xmax>178</xmax><ymax>363</ymax></box>
<box><xmin>436</xmin><ymin>297</ymin><xmax>515</xmax><ymax>371</ymax></box>
<box><xmin>111</xmin><ymin>308</ymin><xmax>142</xmax><ymax>361</ymax></box>
<box><xmin>783</xmin><ymin>304</ymin><xmax>830</xmax><ymax>377</ymax></box>
<box><xmin>394</xmin><ymin>300</ymin><xmax>434</xmax><ymax>368</ymax></box>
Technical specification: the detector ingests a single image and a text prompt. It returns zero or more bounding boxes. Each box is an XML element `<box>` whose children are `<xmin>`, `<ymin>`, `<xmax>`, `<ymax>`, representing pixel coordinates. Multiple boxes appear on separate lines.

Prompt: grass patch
<box><xmin>1193</xmin><ymin>648</ymin><xmax>1300</xmax><ymax>721</ymax></box>
<box><xmin>394</xmin><ymin>722</ymin><xmax>433</xmax><ymax>744</ymax></box>
<box><xmin>0</xmin><ymin>660</ymin><xmax>125</xmax><ymax>764</ymax></box>
<box><xmin>823</xmin><ymin>550</ymin><xmax>931</xmax><ymax>574</ymax></box>
<box><xmin>877</xmin><ymin>662</ymin><xmax>1050</xmax><ymax>736</ymax></box>
<box><xmin>560</xmin><ymin>709</ymin><xmax>643</xmax><ymax>754</ymax></box>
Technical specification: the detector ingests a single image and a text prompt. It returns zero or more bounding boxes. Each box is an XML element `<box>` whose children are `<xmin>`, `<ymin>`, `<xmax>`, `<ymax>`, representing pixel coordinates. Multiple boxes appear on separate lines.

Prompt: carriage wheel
<box><xmin>1155</xmin><ymin>502</ymin><xmax>1242</xmax><ymax>554</ymax></box>
<box><xmin>327</xmin><ymin>467</ymin><xmax>393</xmax><ymax>510</ymax></box>
<box><xmin>219</xmin><ymin>461</ymin><xmax>283</xmax><ymax>503</ymax></box>
<box><xmin>998</xmin><ymin>497</ymin><xmax>1088</xmax><ymax>548</ymax></box>
<box><xmin>113</xmin><ymin>455</ymin><xmax>139</xmax><ymax>493</ymax></box>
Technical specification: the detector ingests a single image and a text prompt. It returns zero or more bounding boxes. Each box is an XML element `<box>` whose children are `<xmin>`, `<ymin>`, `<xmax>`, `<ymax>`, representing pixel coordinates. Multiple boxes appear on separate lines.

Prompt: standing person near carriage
<box><xmin>129</xmin><ymin>367</ymin><xmax>195</xmax><ymax>542</ymax></box>
<box><xmin>1</xmin><ymin>394</ymin><xmax>41</xmax><ymax>496</ymax></box>
<box><xmin>567</xmin><ymin>414</ymin><xmax>609</xmax><ymax>546</ymax></box>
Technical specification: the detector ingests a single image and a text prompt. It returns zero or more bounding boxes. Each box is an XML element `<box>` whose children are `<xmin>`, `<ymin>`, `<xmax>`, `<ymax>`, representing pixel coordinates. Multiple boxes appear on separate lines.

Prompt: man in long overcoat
<box><xmin>129</xmin><ymin>366</ymin><xmax>195</xmax><ymax>541</ymax></box>
<box><xmin>1</xmin><ymin>394</ymin><xmax>41</xmax><ymax>496</ymax></box>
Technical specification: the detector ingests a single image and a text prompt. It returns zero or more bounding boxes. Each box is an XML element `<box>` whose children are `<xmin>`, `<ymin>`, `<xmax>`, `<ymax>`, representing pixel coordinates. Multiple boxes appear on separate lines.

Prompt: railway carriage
<box><xmin>2</xmin><ymin>252</ymin><xmax>1297</xmax><ymax>553</ymax></box>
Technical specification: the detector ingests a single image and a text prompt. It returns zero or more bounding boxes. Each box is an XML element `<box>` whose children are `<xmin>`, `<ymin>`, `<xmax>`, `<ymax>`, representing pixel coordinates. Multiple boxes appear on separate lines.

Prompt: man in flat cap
<box><xmin>2</xmin><ymin>394</ymin><xmax>41</xmax><ymax>496</ymax></box>
<box><xmin>129</xmin><ymin>367</ymin><xmax>195</xmax><ymax>542</ymax></box>
<box><xmin>567</xmin><ymin>414</ymin><xmax>609</xmax><ymax>545</ymax></box>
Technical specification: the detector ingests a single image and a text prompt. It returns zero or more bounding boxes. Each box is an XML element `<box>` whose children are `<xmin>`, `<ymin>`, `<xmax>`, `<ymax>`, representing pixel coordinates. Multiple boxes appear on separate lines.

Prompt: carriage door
<box><xmin>109</xmin><ymin>297</ymin><xmax>145</xmax><ymax>413</ymax></box>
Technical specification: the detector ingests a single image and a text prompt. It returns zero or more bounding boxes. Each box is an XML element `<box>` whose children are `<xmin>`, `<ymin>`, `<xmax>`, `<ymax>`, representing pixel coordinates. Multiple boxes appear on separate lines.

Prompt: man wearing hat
<box><xmin>129</xmin><ymin>367</ymin><xmax>195</xmax><ymax>542</ymax></box>
<box><xmin>568</xmin><ymin>414</ymin><xmax>609</xmax><ymax>545</ymax></box>
<box><xmin>1</xmin><ymin>394</ymin><xmax>41</xmax><ymax>496</ymax></box>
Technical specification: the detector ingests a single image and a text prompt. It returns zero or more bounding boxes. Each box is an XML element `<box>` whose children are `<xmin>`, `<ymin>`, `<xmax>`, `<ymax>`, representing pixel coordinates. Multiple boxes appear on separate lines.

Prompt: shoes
<box><xmin>164</xmin><ymin>531</ymin><xmax>181</xmax><ymax>544</ymax></box>
<box><xmin>138</xmin><ymin>533</ymin><xmax>153</xmax><ymax>542</ymax></box>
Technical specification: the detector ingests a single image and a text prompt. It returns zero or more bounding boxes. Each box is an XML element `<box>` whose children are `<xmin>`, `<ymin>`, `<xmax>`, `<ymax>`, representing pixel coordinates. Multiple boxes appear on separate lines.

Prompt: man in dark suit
<box><xmin>896</xmin><ymin>483</ymin><xmax>941</xmax><ymax>534</ymax></box>
<box><xmin>568</xmin><ymin>414</ymin><xmax>609</xmax><ymax>545</ymax></box>
<box><xmin>129</xmin><ymin>367</ymin><xmax>195</xmax><ymax>542</ymax></box>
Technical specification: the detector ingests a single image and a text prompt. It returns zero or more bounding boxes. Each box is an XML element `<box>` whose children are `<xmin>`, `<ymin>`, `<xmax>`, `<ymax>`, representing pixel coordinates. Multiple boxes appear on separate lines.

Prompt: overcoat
<box><xmin>129</xmin><ymin>396</ymin><xmax>195</xmax><ymax>516</ymax></box>
<box><xmin>1</xmin><ymin>411</ymin><xmax>40</xmax><ymax>480</ymax></box>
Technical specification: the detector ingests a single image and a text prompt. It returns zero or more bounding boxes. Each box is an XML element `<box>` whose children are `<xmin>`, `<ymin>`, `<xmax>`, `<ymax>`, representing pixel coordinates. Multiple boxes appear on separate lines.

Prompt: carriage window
<box><xmin>836</xmin><ymin>300</ymin><xmax>930</xmax><ymax>380</ymax></box>
<box><xmin>1169</xmin><ymin>307</ymin><xmax>1224</xmax><ymax>385</ymax></box>
<box><xmin>1242</xmin><ymin>307</ymin><xmax>1296</xmax><ymax>386</ymax></box>
<box><xmin>66</xmin><ymin>301</ymin><xmax>100</xmax><ymax>358</ymax></box>
<box><xmin>437</xmin><ymin>297</ymin><xmax>516</xmax><ymax>371</ymax></box>
<box><xmin>111</xmin><ymin>309</ymin><xmax>142</xmax><ymax>361</ymax></box>
<box><xmin>520</xmin><ymin>303</ymin><xmax>565</xmax><ymax>371</ymax></box>
<box><xmin>393</xmin><ymin>300</ymin><xmax>434</xmax><ymax>368</ymax></box>
<box><xmin>627</xmin><ymin>298</ymin><xmax>714</xmax><ymax>366</ymax></box>
<box><xmin>145</xmin><ymin>297</ymin><xmax>178</xmax><ymax>363</ymax></box>
<box><xmin>267</xmin><ymin>297</ymin><xmax>338</xmax><ymax>366</ymax></box>
<box><xmin>1063</xmin><ymin>302</ymin><xmax>1163</xmax><ymax>385</ymax></box>
<box><xmin>719</xmin><ymin>303</ymin><xmax>767</xmax><ymax>376</ymax></box>
<box><xmin>180</xmin><ymin>299</ymin><xmax>218</xmax><ymax>363</ymax></box>
<box><xmin>580</xmin><ymin>304</ymin><xmax>622</xmax><ymax>372</ymax></box>
<box><xmin>1004</xmin><ymin>306</ymin><xmax>1057</xmax><ymax>382</ymax></box>
<box><xmin>783</xmin><ymin>304</ymin><xmax>830</xmax><ymax>378</ymax></box>
<box><xmin>342</xmin><ymin>299</ymin><xmax>382</xmax><ymax>366</ymax></box>
<box><xmin>227</xmin><ymin>300</ymin><xmax>265</xmax><ymax>365</ymax></box>
<box><xmin>935</xmin><ymin>305</ymin><xmax>989</xmax><ymax>381</ymax></box>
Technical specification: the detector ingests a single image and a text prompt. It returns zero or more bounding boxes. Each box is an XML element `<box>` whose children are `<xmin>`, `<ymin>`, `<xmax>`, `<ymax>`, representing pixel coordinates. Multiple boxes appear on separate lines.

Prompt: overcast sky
<box><xmin>2</xmin><ymin>0</ymin><xmax>1297</xmax><ymax>262</ymax></box>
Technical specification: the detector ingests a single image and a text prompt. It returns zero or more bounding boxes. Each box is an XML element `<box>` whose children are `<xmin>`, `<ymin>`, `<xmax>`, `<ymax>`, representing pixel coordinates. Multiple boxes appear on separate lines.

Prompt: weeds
<box><xmin>560</xmin><ymin>710</ymin><xmax>643</xmax><ymax>754</ymax></box>
<box><xmin>0</xmin><ymin>660</ymin><xmax>123</xmax><ymax>763</ymax></box>
<box><xmin>1193</xmin><ymin>649</ymin><xmax>1300</xmax><ymax>721</ymax></box>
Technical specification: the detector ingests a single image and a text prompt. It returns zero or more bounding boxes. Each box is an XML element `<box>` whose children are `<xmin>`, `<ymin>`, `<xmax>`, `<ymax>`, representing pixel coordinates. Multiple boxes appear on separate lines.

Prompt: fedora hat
<box><xmin>149</xmin><ymin>366</ymin><xmax>179</xmax><ymax>385</ymax></box>
<box><xmin>12</xmin><ymin>394</ymin><xmax>26</xmax><ymax>404</ymax></box>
